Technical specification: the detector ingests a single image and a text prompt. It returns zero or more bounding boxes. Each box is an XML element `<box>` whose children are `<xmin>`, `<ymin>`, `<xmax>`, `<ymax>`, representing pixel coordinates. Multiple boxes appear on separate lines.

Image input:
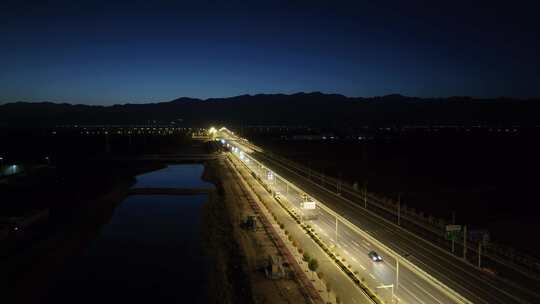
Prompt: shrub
<box><xmin>303</xmin><ymin>252</ymin><xmax>311</xmax><ymax>262</ymax></box>
<box><xmin>308</xmin><ymin>258</ymin><xmax>319</xmax><ymax>272</ymax></box>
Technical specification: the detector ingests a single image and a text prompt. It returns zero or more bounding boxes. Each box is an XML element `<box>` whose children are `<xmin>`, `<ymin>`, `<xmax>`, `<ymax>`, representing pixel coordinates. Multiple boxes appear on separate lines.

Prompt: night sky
<box><xmin>1</xmin><ymin>0</ymin><xmax>539</xmax><ymax>105</ymax></box>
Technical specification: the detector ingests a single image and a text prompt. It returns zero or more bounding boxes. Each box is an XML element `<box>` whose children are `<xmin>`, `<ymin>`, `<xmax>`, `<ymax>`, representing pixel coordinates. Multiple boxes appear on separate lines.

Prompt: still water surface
<box><xmin>46</xmin><ymin>164</ymin><xmax>212</xmax><ymax>303</ymax></box>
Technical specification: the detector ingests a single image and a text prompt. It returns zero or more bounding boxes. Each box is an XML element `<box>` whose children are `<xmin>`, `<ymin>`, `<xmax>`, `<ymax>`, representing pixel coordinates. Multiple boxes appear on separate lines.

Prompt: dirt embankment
<box><xmin>201</xmin><ymin>159</ymin><xmax>255</xmax><ymax>304</ymax></box>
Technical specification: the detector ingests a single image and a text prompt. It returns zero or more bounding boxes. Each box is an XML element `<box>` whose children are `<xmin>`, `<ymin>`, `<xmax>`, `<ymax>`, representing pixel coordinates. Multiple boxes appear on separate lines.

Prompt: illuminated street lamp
<box><xmin>0</xmin><ymin>156</ymin><xmax>3</xmax><ymax>167</ymax></box>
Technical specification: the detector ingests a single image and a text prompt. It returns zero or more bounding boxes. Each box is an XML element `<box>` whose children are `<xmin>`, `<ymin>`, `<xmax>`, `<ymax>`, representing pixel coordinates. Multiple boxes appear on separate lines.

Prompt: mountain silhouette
<box><xmin>1</xmin><ymin>93</ymin><xmax>539</xmax><ymax>127</ymax></box>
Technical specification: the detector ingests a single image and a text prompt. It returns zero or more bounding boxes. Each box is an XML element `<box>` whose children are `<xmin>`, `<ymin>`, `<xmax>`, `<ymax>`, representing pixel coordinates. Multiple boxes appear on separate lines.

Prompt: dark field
<box><xmin>0</xmin><ymin>127</ymin><xmax>213</xmax><ymax>303</ymax></box>
<box><xmin>247</xmin><ymin>127</ymin><xmax>540</xmax><ymax>257</ymax></box>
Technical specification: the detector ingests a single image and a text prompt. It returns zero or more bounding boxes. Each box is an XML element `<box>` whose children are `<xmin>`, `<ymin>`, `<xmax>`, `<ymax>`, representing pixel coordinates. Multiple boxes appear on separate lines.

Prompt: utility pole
<box><xmin>397</xmin><ymin>193</ymin><xmax>401</xmax><ymax>226</ymax></box>
<box><xmin>463</xmin><ymin>225</ymin><xmax>468</xmax><ymax>260</ymax></box>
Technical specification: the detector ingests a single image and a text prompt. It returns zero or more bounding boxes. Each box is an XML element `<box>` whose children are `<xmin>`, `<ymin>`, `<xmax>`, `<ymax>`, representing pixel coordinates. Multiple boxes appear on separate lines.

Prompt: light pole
<box><xmin>397</xmin><ymin>193</ymin><xmax>401</xmax><ymax>226</ymax></box>
<box><xmin>478</xmin><ymin>242</ymin><xmax>483</xmax><ymax>268</ymax></box>
<box><xmin>335</xmin><ymin>216</ymin><xmax>339</xmax><ymax>244</ymax></box>
<box><xmin>395</xmin><ymin>257</ymin><xmax>399</xmax><ymax>291</ymax></box>
<box><xmin>363</xmin><ymin>182</ymin><xmax>368</xmax><ymax>209</ymax></box>
<box><xmin>451</xmin><ymin>212</ymin><xmax>456</xmax><ymax>254</ymax></box>
<box><xmin>463</xmin><ymin>225</ymin><xmax>468</xmax><ymax>260</ymax></box>
<box><xmin>336</xmin><ymin>172</ymin><xmax>342</xmax><ymax>195</ymax></box>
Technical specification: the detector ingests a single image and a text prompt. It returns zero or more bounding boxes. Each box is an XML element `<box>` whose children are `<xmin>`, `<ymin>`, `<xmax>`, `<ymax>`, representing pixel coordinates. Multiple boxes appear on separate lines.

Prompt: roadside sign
<box><xmin>302</xmin><ymin>201</ymin><xmax>316</xmax><ymax>210</ymax></box>
<box><xmin>446</xmin><ymin>231</ymin><xmax>459</xmax><ymax>241</ymax></box>
<box><xmin>446</xmin><ymin>225</ymin><xmax>461</xmax><ymax>232</ymax></box>
<box><xmin>446</xmin><ymin>225</ymin><xmax>461</xmax><ymax>241</ymax></box>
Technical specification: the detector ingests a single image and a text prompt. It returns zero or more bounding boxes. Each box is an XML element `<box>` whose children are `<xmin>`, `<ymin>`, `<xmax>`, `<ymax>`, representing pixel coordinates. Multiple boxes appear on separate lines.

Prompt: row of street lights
<box><xmin>225</xmin><ymin>137</ymin><xmax>400</xmax><ymax>303</ymax></box>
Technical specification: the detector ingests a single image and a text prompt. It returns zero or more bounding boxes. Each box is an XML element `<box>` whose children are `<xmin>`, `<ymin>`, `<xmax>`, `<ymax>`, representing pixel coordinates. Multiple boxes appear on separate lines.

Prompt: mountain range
<box><xmin>1</xmin><ymin>93</ymin><xmax>539</xmax><ymax>127</ymax></box>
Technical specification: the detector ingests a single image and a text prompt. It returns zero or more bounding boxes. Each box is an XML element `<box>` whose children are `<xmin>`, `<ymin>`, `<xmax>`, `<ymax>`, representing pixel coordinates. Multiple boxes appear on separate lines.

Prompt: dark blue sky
<box><xmin>1</xmin><ymin>0</ymin><xmax>539</xmax><ymax>104</ymax></box>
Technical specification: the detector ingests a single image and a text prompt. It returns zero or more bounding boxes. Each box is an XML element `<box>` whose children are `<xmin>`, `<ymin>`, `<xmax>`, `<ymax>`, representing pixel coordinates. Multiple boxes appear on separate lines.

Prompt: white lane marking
<box><xmin>351</xmin><ymin>256</ymin><xmax>358</xmax><ymax>262</ymax></box>
<box><xmin>401</xmin><ymin>284</ymin><xmax>427</xmax><ymax>304</ymax></box>
<box><xmin>384</xmin><ymin>261</ymin><xmax>395</xmax><ymax>271</ymax></box>
<box><xmin>369</xmin><ymin>273</ymin><xmax>376</xmax><ymax>280</ymax></box>
<box><xmin>413</xmin><ymin>282</ymin><xmax>444</xmax><ymax>304</ymax></box>
<box><xmin>358</xmin><ymin>264</ymin><xmax>366</xmax><ymax>270</ymax></box>
<box><xmin>353</xmin><ymin>241</ymin><xmax>361</xmax><ymax>247</ymax></box>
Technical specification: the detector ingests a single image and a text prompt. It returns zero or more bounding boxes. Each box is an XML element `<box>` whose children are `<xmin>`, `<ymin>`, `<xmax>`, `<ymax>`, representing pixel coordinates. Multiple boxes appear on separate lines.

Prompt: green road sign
<box><xmin>446</xmin><ymin>230</ymin><xmax>459</xmax><ymax>241</ymax></box>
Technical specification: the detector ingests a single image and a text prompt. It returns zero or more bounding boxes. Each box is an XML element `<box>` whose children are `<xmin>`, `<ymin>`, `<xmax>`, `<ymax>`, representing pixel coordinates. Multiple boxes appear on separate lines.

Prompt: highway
<box><xmin>218</xmin><ymin>129</ymin><xmax>540</xmax><ymax>304</ymax></box>
<box><xmin>228</xmin><ymin>154</ymin><xmax>374</xmax><ymax>304</ymax></box>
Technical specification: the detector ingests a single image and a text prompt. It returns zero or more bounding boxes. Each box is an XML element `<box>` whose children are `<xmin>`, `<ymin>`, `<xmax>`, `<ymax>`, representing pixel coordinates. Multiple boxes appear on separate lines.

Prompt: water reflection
<box><xmin>45</xmin><ymin>165</ymin><xmax>210</xmax><ymax>304</ymax></box>
<box><xmin>134</xmin><ymin>164</ymin><xmax>213</xmax><ymax>189</ymax></box>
